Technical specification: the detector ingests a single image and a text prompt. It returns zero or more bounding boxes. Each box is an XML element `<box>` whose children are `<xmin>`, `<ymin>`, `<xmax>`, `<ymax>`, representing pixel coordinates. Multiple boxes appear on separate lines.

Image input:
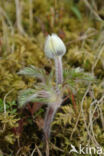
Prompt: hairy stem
<box><xmin>54</xmin><ymin>56</ymin><xmax>63</xmax><ymax>84</ymax></box>
<box><xmin>43</xmin><ymin>97</ymin><xmax>62</xmax><ymax>139</ymax></box>
<box><xmin>43</xmin><ymin>106</ymin><xmax>56</xmax><ymax>139</ymax></box>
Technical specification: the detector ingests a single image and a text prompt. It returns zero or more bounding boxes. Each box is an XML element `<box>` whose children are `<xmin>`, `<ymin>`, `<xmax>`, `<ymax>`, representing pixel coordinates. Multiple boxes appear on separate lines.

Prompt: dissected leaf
<box><xmin>18</xmin><ymin>65</ymin><xmax>45</xmax><ymax>81</ymax></box>
<box><xmin>18</xmin><ymin>88</ymin><xmax>51</xmax><ymax>107</ymax></box>
<box><xmin>64</xmin><ymin>68</ymin><xmax>95</xmax><ymax>81</ymax></box>
<box><xmin>18</xmin><ymin>88</ymin><xmax>37</xmax><ymax>107</ymax></box>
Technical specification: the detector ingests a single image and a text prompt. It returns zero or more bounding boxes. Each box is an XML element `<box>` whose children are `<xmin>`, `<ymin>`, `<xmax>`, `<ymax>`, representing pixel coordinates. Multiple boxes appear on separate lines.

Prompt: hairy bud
<box><xmin>44</xmin><ymin>33</ymin><xmax>66</xmax><ymax>59</ymax></box>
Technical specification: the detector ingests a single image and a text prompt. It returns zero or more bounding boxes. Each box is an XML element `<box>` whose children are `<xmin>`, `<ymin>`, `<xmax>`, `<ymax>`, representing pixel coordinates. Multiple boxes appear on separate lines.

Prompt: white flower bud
<box><xmin>44</xmin><ymin>33</ymin><xmax>66</xmax><ymax>59</ymax></box>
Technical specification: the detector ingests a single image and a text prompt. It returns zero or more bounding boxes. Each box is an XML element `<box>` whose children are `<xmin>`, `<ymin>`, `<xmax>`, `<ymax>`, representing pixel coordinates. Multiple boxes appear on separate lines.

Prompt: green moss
<box><xmin>0</xmin><ymin>0</ymin><xmax>104</xmax><ymax>155</ymax></box>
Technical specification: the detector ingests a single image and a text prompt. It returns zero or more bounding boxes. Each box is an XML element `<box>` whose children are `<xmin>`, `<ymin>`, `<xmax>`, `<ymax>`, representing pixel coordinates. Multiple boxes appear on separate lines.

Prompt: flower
<box><xmin>44</xmin><ymin>33</ymin><xmax>66</xmax><ymax>59</ymax></box>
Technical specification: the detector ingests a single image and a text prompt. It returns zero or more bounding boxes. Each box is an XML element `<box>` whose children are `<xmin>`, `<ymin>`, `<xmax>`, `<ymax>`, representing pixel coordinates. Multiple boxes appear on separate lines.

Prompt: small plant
<box><xmin>18</xmin><ymin>33</ymin><xmax>94</xmax><ymax>140</ymax></box>
<box><xmin>18</xmin><ymin>34</ymin><xmax>66</xmax><ymax>140</ymax></box>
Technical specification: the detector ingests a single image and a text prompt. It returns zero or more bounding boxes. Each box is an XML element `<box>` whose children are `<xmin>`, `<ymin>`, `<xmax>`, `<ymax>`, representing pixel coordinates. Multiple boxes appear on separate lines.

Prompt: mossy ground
<box><xmin>0</xmin><ymin>0</ymin><xmax>104</xmax><ymax>155</ymax></box>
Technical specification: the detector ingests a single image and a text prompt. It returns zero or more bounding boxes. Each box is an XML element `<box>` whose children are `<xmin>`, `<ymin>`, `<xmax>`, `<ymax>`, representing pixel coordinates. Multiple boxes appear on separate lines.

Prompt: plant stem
<box><xmin>43</xmin><ymin>96</ymin><xmax>62</xmax><ymax>139</ymax></box>
<box><xmin>54</xmin><ymin>56</ymin><xmax>63</xmax><ymax>85</ymax></box>
<box><xmin>43</xmin><ymin>106</ymin><xmax>56</xmax><ymax>139</ymax></box>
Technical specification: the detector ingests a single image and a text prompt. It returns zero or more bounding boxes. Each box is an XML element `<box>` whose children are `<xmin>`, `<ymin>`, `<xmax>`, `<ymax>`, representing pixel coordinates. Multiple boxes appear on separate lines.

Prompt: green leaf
<box><xmin>18</xmin><ymin>88</ymin><xmax>50</xmax><ymax>107</ymax></box>
<box><xmin>71</xmin><ymin>6</ymin><xmax>82</xmax><ymax>21</ymax></box>
<box><xmin>64</xmin><ymin>68</ymin><xmax>95</xmax><ymax>81</ymax></box>
<box><xmin>18</xmin><ymin>65</ymin><xmax>45</xmax><ymax>81</ymax></box>
<box><xmin>0</xmin><ymin>98</ymin><xmax>3</xmax><ymax>105</ymax></box>
<box><xmin>18</xmin><ymin>88</ymin><xmax>37</xmax><ymax>107</ymax></box>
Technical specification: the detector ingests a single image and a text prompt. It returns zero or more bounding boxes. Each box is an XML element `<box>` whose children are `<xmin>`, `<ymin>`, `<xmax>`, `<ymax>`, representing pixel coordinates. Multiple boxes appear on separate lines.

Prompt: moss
<box><xmin>0</xmin><ymin>0</ymin><xmax>104</xmax><ymax>155</ymax></box>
